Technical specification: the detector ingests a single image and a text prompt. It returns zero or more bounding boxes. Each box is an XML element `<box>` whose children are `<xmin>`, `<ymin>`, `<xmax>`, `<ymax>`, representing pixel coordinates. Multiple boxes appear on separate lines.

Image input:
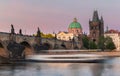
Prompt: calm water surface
<box><xmin>0</xmin><ymin>57</ymin><xmax>120</xmax><ymax>76</ymax></box>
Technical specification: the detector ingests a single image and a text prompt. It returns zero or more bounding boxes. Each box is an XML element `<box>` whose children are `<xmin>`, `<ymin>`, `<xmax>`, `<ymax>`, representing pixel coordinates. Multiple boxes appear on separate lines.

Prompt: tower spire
<box><xmin>101</xmin><ymin>16</ymin><xmax>104</xmax><ymax>23</ymax></box>
<box><xmin>106</xmin><ymin>26</ymin><xmax>109</xmax><ymax>32</ymax></box>
<box><xmin>92</xmin><ymin>10</ymin><xmax>99</xmax><ymax>21</ymax></box>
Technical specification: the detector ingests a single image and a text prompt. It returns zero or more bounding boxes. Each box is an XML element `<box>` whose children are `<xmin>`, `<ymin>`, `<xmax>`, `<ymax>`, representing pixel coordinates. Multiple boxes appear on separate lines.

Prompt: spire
<box><xmin>73</xmin><ymin>18</ymin><xmax>77</xmax><ymax>22</ymax></box>
<box><xmin>92</xmin><ymin>10</ymin><xmax>99</xmax><ymax>21</ymax></box>
<box><xmin>106</xmin><ymin>26</ymin><xmax>109</xmax><ymax>32</ymax></box>
<box><xmin>37</xmin><ymin>27</ymin><xmax>41</xmax><ymax>37</ymax></box>
<box><xmin>101</xmin><ymin>16</ymin><xmax>104</xmax><ymax>23</ymax></box>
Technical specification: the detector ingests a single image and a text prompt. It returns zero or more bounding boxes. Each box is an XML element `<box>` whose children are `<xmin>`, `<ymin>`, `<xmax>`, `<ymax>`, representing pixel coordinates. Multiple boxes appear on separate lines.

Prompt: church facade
<box><xmin>89</xmin><ymin>10</ymin><xmax>104</xmax><ymax>43</ymax></box>
<box><xmin>57</xmin><ymin>18</ymin><xmax>83</xmax><ymax>41</ymax></box>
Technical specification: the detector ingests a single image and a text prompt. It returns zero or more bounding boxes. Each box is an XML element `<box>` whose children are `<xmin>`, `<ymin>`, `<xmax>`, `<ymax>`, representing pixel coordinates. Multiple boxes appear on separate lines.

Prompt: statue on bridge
<box><xmin>11</xmin><ymin>24</ymin><xmax>15</xmax><ymax>34</ymax></box>
<box><xmin>19</xmin><ymin>29</ymin><xmax>22</xmax><ymax>35</ymax></box>
<box><xmin>9</xmin><ymin>24</ymin><xmax>16</xmax><ymax>41</ymax></box>
<box><xmin>37</xmin><ymin>27</ymin><xmax>41</xmax><ymax>37</ymax></box>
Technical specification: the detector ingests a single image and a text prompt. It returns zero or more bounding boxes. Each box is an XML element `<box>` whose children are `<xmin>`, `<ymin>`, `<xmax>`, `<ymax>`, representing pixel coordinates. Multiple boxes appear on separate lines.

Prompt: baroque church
<box><xmin>68</xmin><ymin>18</ymin><xmax>83</xmax><ymax>36</ymax></box>
<box><xmin>57</xmin><ymin>18</ymin><xmax>83</xmax><ymax>41</ymax></box>
<box><xmin>89</xmin><ymin>10</ymin><xmax>104</xmax><ymax>43</ymax></box>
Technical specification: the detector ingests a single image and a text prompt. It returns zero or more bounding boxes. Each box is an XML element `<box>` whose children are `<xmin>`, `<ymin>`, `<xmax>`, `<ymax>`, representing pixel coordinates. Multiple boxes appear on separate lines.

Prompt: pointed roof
<box><xmin>92</xmin><ymin>10</ymin><xmax>99</xmax><ymax>21</ymax></box>
<box><xmin>101</xmin><ymin>16</ymin><xmax>104</xmax><ymax>22</ymax></box>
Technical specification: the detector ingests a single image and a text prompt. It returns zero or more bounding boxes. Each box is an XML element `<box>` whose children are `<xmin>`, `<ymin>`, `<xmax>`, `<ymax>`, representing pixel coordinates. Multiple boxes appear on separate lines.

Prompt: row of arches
<box><xmin>0</xmin><ymin>41</ymin><xmax>52</xmax><ymax>59</ymax></box>
<box><xmin>0</xmin><ymin>41</ymin><xmax>52</xmax><ymax>53</ymax></box>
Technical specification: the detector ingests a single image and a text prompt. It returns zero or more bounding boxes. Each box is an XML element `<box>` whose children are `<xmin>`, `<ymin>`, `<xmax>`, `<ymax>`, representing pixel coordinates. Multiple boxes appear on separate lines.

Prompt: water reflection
<box><xmin>0</xmin><ymin>57</ymin><xmax>120</xmax><ymax>76</ymax></box>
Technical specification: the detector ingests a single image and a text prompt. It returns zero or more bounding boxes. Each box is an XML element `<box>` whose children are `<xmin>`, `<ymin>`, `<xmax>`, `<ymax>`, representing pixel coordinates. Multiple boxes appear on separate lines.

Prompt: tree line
<box><xmin>82</xmin><ymin>35</ymin><xmax>116</xmax><ymax>51</ymax></box>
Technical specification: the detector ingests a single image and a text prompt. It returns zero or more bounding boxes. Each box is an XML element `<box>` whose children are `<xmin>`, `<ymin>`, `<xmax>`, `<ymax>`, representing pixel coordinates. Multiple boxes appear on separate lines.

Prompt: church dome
<box><xmin>69</xmin><ymin>18</ymin><xmax>82</xmax><ymax>29</ymax></box>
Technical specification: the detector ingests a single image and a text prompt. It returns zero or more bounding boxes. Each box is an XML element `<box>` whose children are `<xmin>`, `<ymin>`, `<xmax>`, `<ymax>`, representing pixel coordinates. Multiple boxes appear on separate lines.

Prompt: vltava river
<box><xmin>0</xmin><ymin>57</ymin><xmax>120</xmax><ymax>76</ymax></box>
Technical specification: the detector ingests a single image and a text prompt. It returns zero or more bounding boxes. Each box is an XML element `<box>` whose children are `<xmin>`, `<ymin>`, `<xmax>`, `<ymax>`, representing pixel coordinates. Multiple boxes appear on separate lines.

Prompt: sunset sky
<box><xmin>0</xmin><ymin>0</ymin><xmax>120</xmax><ymax>35</ymax></box>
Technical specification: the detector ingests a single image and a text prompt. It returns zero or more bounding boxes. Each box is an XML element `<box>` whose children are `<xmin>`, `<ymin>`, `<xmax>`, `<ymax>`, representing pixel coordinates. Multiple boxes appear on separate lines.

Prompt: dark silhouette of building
<box><xmin>89</xmin><ymin>10</ymin><xmax>104</xmax><ymax>43</ymax></box>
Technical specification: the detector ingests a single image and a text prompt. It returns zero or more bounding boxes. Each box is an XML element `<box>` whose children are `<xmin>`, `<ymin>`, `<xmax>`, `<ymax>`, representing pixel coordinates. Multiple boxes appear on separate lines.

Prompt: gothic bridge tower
<box><xmin>89</xmin><ymin>10</ymin><xmax>104</xmax><ymax>43</ymax></box>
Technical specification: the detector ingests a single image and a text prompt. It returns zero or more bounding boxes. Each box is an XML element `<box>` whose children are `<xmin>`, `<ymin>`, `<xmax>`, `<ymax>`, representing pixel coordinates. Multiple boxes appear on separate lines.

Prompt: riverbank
<box><xmin>85</xmin><ymin>51</ymin><xmax>120</xmax><ymax>57</ymax></box>
<box><xmin>39</xmin><ymin>51</ymin><xmax>120</xmax><ymax>57</ymax></box>
<box><xmin>0</xmin><ymin>47</ymin><xmax>120</xmax><ymax>59</ymax></box>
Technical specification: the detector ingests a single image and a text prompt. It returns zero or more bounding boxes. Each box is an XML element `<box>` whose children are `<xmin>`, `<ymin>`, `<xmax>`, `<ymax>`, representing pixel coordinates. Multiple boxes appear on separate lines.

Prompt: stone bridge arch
<box><xmin>20</xmin><ymin>41</ymin><xmax>34</xmax><ymax>55</ymax></box>
<box><xmin>42</xmin><ymin>42</ymin><xmax>52</xmax><ymax>50</ymax></box>
<box><xmin>0</xmin><ymin>42</ymin><xmax>4</xmax><ymax>48</ymax></box>
<box><xmin>0</xmin><ymin>40</ymin><xmax>7</xmax><ymax>48</ymax></box>
<box><xmin>20</xmin><ymin>41</ymin><xmax>32</xmax><ymax>48</ymax></box>
<box><xmin>0</xmin><ymin>41</ymin><xmax>9</xmax><ymax>57</ymax></box>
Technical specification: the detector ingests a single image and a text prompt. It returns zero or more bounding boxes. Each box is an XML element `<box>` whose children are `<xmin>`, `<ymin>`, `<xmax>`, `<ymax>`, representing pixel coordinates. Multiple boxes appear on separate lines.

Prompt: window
<box><xmin>76</xmin><ymin>30</ymin><xmax>79</xmax><ymax>33</ymax></box>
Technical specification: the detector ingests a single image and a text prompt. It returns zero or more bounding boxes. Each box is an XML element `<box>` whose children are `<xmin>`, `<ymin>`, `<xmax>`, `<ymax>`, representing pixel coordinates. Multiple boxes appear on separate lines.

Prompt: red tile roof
<box><xmin>106</xmin><ymin>29</ymin><xmax>119</xmax><ymax>33</ymax></box>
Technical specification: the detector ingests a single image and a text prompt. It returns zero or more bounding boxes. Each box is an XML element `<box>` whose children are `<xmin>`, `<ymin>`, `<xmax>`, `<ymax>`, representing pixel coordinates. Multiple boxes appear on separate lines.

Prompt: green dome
<box><xmin>69</xmin><ymin>19</ymin><xmax>82</xmax><ymax>29</ymax></box>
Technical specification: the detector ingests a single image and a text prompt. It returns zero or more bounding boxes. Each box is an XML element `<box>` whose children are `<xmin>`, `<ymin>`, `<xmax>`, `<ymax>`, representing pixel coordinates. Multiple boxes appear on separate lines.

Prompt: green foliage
<box><xmin>105</xmin><ymin>36</ymin><xmax>116</xmax><ymax>50</ymax></box>
<box><xmin>82</xmin><ymin>35</ymin><xmax>116</xmax><ymax>50</ymax></box>
<box><xmin>98</xmin><ymin>36</ymin><xmax>116</xmax><ymax>50</ymax></box>
<box><xmin>82</xmin><ymin>35</ymin><xmax>89</xmax><ymax>49</ymax></box>
<box><xmin>106</xmin><ymin>42</ymin><xmax>116</xmax><ymax>50</ymax></box>
<box><xmin>43</xmin><ymin>34</ymin><xmax>54</xmax><ymax>38</ymax></box>
<box><xmin>89</xmin><ymin>41</ymin><xmax>97</xmax><ymax>49</ymax></box>
<box><xmin>33</xmin><ymin>32</ymin><xmax>54</xmax><ymax>38</ymax></box>
<box><xmin>98</xmin><ymin>36</ymin><xmax>105</xmax><ymax>50</ymax></box>
<box><xmin>82</xmin><ymin>35</ymin><xmax>97</xmax><ymax>49</ymax></box>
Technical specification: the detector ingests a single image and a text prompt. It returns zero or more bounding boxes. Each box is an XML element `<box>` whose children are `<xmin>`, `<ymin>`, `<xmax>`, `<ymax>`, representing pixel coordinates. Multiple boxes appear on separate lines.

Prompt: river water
<box><xmin>0</xmin><ymin>57</ymin><xmax>120</xmax><ymax>76</ymax></box>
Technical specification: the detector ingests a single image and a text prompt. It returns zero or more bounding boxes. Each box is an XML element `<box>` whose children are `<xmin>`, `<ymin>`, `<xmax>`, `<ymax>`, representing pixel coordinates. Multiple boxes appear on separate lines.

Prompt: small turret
<box><xmin>106</xmin><ymin>26</ymin><xmax>109</xmax><ymax>33</ymax></box>
<box><xmin>73</xmin><ymin>18</ymin><xmax>77</xmax><ymax>22</ymax></box>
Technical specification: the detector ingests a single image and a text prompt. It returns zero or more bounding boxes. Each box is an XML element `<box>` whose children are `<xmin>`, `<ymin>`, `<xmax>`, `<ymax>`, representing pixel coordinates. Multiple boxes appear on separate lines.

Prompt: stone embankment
<box><xmin>39</xmin><ymin>51</ymin><xmax>120</xmax><ymax>57</ymax></box>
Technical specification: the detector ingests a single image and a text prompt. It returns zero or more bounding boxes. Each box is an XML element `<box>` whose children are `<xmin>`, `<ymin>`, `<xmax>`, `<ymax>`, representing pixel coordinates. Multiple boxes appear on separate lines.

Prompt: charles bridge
<box><xmin>0</xmin><ymin>25</ymin><xmax>82</xmax><ymax>59</ymax></box>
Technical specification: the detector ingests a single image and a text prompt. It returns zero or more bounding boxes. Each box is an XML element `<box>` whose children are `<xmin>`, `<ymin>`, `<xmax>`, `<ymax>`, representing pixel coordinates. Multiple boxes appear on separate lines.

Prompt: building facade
<box><xmin>104</xmin><ymin>29</ymin><xmax>120</xmax><ymax>51</ymax></box>
<box><xmin>57</xmin><ymin>18</ymin><xmax>83</xmax><ymax>41</ymax></box>
<box><xmin>89</xmin><ymin>10</ymin><xmax>104</xmax><ymax>43</ymax></box>
<box><xmin>57</xmin><ymin>32</ymin><xmax>74</xmax><ymax>41</ymax></box>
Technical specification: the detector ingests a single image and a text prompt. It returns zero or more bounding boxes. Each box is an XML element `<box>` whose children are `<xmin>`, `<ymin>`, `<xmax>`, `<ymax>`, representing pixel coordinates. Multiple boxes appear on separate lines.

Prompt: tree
<box><xmin>105</xmin><ymin>36</ymin><xmax>116</xmax><ymax>50</ymax></box>
<box><xmin>33</xmin><ymin>32</ymin><xmax>54</xmax><ymax>38</ymax></box>
<box><xmin>45</xmin><ymin>34</ymin><xmax>54</xmax><ymax>38</ymax></box>
<box><xmin>98</xmin><ymin>36</ymin><xmax>105</xmax><ymax>51</ymax></box>
<box><xmin>82</xmin><ymin>35</ymin><xmax>89</xmax><ymax>49</ymax></box>
<box><xmin>89</xmin><ymin>41</ymin><xmax>97</xmax><ymax>49</ymax></box>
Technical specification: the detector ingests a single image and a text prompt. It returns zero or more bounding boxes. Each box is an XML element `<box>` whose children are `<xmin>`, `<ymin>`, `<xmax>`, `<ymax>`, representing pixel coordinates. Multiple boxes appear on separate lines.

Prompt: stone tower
<box><xmin>89</xmin><ymin>10</ymin><xmax>104</xmax><ymax>43</ymax></box>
